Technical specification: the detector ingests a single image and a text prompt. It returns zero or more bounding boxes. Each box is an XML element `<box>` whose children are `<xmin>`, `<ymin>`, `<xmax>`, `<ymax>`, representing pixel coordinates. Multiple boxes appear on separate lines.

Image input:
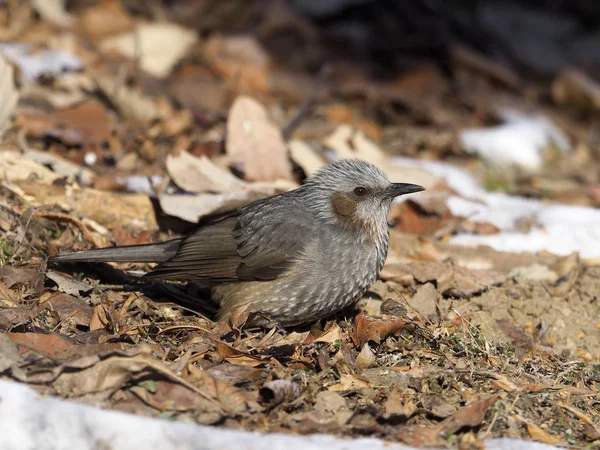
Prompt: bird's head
<box><xmin>303</xmin><ymin>159</ymin><xmax>424</xmax><ymax>236</ymax></box>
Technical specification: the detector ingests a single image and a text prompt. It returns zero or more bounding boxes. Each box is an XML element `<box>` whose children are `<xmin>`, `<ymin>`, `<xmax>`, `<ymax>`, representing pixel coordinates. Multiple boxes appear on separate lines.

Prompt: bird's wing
<box><xmin>144</xmin><ymin>195</ymin><xmax>313</xmax><ymax>282</ymax></box>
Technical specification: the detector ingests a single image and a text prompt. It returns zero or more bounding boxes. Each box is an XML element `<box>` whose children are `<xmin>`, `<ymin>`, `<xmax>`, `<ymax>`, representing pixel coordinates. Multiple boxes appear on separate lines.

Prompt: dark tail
<box><xmin>48</xmin><ymin>239</ymin><xmax>182</xmax><ymax>264</ymax></box>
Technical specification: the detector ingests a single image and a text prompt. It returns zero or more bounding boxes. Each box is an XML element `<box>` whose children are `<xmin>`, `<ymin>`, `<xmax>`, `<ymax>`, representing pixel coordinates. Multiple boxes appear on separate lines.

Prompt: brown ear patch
<box><xmin>330</xmin><ymin>192</ymin><xmax>357</xmax><ymax>218</ymax></box>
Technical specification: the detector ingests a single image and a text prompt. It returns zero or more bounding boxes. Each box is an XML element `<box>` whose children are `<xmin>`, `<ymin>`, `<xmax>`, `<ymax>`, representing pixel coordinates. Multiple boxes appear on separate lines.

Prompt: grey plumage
<box><xmin>49</xmin><ymin>159</ymin><xmax>424</xmax><ymax>326</ymax></box>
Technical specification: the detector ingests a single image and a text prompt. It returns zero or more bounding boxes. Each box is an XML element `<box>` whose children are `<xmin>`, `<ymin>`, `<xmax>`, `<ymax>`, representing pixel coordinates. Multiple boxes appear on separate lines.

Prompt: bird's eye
<box><xmin>353</xmin><ymin>186</ymin><xmax>367</xmax><ymax>197</ymax></box>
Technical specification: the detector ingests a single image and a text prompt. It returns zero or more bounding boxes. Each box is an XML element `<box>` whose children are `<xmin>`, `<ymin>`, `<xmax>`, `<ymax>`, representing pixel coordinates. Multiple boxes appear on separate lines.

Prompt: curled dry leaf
<box><xmin>46</xmin><ymin>271</ymin><xmax>94</xmax><ymax>297</ymax></box>
<box><xmin>397</xmin><ymin>396</ymin><xmax>497</xmax><ymax>447</ymax></box>
<box><xmin>100</xmin><ymin>22</ymin><xmax>197</xmax><ymax>79</ymax></box>
<box><xmin>324</xmin><ymin>125</ymin><xmax>439</xmax><ymax>190</ymax></box>
<box><xmin>30</xmin><ymin>0</ymin><xmax>73</xmax><ymax>28</ymax></box>
<box><xmin>160</xmin><ymin>151</ymin><xmax>296</xmax><ymax>223</ymax></box>
<box><xmin>0</xmin><ymin>52</ymin><xmax>19</xmax><ymax>135</ymax></box>
<box><xmin>352</xmin><ymin>312</ymin><xmax>406</xmax><ymax>348</ymax></box>
<box><xmin>259</xmin><ymin>379</ymin><xmax>301</xmax><ymax>405</ymax></box>
<box><xmin>0</xmin><ymin>333</ymin><xmax>23</xmax><ymax>372</ymax></box>
<box><xmin>288</xmin><ymin>140</ymin><xmax>326</xmax><ymax>176</ymax></box>
<box><xmin>355</xmin><ymin>343</ymin><xmax>376</xmax><ymax>369</ymax></box>
<box><xmin>226</xmin><ymin>96</ymin><xmax>294</xmax><ymax>182</ymax></box>
<box><xmin>93</xmin><ymin>72</ymin><xmax>160</xmax><ymax>122</ymax></box>
<box><xmin>166</xmin><ymin>151</ymin><xmax>246</xmax><ymax>193</ymax></box>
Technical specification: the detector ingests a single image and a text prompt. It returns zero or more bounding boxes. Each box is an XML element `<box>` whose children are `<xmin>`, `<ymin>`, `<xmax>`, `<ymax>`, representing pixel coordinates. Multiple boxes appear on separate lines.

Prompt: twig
<box><xmin>282</xmin><ymin>65</ymin><xmax>331</xmax><ymax>140</ymax></box>
<box><xmin>32</xmin><ymin>211</ymin><xmax>102</xmax><ymax>248</ymax></box>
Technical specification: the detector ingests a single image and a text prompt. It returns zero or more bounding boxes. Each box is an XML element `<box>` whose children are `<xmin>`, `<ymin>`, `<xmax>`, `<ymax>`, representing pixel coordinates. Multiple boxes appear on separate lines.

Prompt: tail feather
<box><xmin>49</xmin><ymin>239</ymin><xmax>182</xmax><ymax>264</ymax></box>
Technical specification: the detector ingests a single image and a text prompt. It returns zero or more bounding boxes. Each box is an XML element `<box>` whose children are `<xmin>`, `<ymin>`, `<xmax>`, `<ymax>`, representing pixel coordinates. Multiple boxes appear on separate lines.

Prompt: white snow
<box><xmin>394</xmin><ymin>156</ymin><xmax>600</xmax><ymax>259</ymax></box>
<box><xmin>0</xmin><ymin>380</ymin><xmax>560</xmax><ymax>450</ymax></box>
<box><xmin>459</xmin><ymin>110</ymin><xmax>569</xmax><ymax>170</ymax></box>
<box><xmin>0</xmin><ymin>43</ymin><xmax>83</xmax><ymax>81</ymax></box>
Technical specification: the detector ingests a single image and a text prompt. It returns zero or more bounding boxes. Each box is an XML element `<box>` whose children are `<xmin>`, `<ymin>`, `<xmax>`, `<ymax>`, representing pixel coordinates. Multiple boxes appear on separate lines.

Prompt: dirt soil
<box><xmin>0</xmin><ymin>1</ymin><xmax>599</xmax><ymax>448</ymax></box>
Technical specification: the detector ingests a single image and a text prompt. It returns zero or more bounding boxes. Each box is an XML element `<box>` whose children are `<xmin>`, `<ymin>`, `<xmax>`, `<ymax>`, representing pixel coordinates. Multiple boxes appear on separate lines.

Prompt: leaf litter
<box><xmin>0</xmin><ymin>2</ymin><xmax>598</xmax><ymax>448</ymax></box>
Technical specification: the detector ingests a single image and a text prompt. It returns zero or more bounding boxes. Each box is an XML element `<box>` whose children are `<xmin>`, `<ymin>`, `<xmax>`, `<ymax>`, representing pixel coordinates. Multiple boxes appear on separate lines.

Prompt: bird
<box><xmin>49</xmin><ymin>159</ymin><xmax>424</xmax><ymax>327</ymax></box>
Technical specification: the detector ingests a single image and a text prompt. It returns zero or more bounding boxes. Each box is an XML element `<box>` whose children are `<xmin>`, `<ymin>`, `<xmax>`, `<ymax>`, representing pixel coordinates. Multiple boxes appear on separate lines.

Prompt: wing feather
<box><xmin>144</xmin><ymin>194</ymin><xmax>313</xmax><ymax>282</ymax></box>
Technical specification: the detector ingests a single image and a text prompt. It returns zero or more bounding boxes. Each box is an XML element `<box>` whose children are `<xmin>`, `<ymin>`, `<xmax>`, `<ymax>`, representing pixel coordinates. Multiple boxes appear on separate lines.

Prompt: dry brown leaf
<box><xmin>89</xmin><ymin>305</ymin><xmax>110</xmax><ymax>331</ymax></box>
<box><xmin>226</xmin><ymin>96</ymin><xmax>293</xmax><ymax>182</ymax></box>
<box><xmin>54</xmin><ymin>100</ymin><xmax>113</xmax><ymax>145</ymax></box>
<box><xmin>30</xmin><ymin>0</ymin><xmax>73</xmax><ymax>27</ymax></box>
<box><xmin>6</xmin><ymin>332</ymin><xmax>73</xmax><ymax>357</ymax></box>
<box><xmin>259</xmin><ymin>379</ymin><xmax>301</xmax><ymax>405</ymax></box>
<box><xmin>288</xmin><ymin>140</ymin><xmax>326</xmax><ymax>176</ymax></box>
<box><xmin>46</xmin><ymin>271</ymin><xmax>94</xmax><ymax>297</ymax></box>
<box><xmin>436</xmin><ymin>396</ymin><xmax>498</xmax><ymax>436</ymax></box>
<box><xmin>77</xmin><ymin>1</ymin><xmax>134</xmax><ymax>39</ymax></box>
<box><xmin>100</xmin><ymin>22</ymin><xmax>197</xmax><ymax>78</ymax></box>
<box><xmin>552</xmin><ymin>68</ymin><xmax>600</xmax><ymax>113</ymax></box>
<box><xmin>381</xmin><ymin>261</ymin><xmax>506</xmax><ymax>298</ymax></box>
<box><xmin>16</xmin><ymin>180</ymin><xmax>156</xmax><ymax>231</ymax></box>
<box><xmin>0</xmin><ymin>333</ymin><xmax>23</xmax><ymax>372</ymax></box>
<box><xmin>0</xmin><ymin>308</ymin><xmax>36</xmax><ymax>330</ymax></box>
<box><xmin>185</xmin><ymin>363</ymin><xmax>257</xmax><ymax>415</ymax></box>
<box><xmin>328</xmin><ymin>374</ymin><xmax>370</xmax><ymax>392</ymax></box>
<box><xmin>45</xmin><ymin>293</ymin><xmax>93</xmax><ymax>327</ymax></box>
<box><xmin>304</xmin><ymin>322</ymin><xmax>344</xmax><ymax>344</ymax></box>
<box><xmin>20</xmin><ymin>72</ymin><xmax>94</xmax><ymax>110</ymax></box>
<box><xmin>0</xmin><ymin>151</ymin><xmax>60</xmax><ymax>185</ymax></box>
<box><xmin>93</xmin><ymin>73</ymin><xmax>159</xmax><ymax>122</ymax></box>
<box><xmin>0</xmin><ymin>266</ymin><xmax>38</xmax><ymax>289</ymax></box>
<box><xmin>384</xmin><ymin>387</ymin><xmax>417</xmax><ymax>420</ymax></box>
<box><xmin>526</xmin><ymin>422</ymin><xmax>568</xmax><ymax>446</ymax></box>
<box><xmin>355</xmin><ymin>343</ymin><xmax>376</xmax><ymax>369</ymax></box>
<box><xmin>352</xmin><ymin>312</ymin><xmax>406</xmax><ymax>348</ymax></box>
<box><xmin>203</xmin><ymin>35</ymin><xmax>271</xmax><ymax>94</ymax></box>
<box><xmin>324</xmin><ymin>125</ymin><xmax>439</xmax><ymax>189</ymax></box>
<box><xmin>16</xmin><ymin>149</ymin><xmax>95</xmax><ymax>186</ymax></box>
<box><xmin>166</xmin><ymin>151</ymin><xmax>246</xmax><ymax>193</ymax></box>
<box><xmin>0</xmin><ymin>45</ymin><xmax>19</xmax><ymax>135</ymax></box>
<box><xmin>130</xmin><ymin>379</ymin><xmax>215</xmax><ymax>413</ymax></box>
<box><xmin>161</xmin><ymin>150</ymin><xmax>296</xmax><ymax>222</ymax></box>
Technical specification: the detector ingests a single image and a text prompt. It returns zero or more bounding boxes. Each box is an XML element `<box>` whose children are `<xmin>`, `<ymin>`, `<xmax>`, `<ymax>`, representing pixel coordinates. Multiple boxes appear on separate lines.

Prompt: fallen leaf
<box><xmin>0</xmin><ymin>150</ymin><xmax>61</xmax><ymax>185</ymax></box>
<box><xmin>226</xmin><ymin>96</ymin><xmax>293</xmax><ymax>182</ymax></box>
<box><xmin>166</xmin><ymin>151</ymin><xmax>246</xmax><ymax>193</ymax></box>
<box><xmin>93</xmin><ymin>72</ymin><xmax>160</xmax><ymax>122</ymax></box>
<box><xmin>355</xmin><ymin>343</ymin><xmax>376</xmax><ymax>369</ymax></box>
<box><xmin>6</xmin><ymin>331</ymin><xmax>73</xmax><ymax>357</ymax></box>
<box><xmin>130</xmin><ymin>379</ymin><xmax>214</xmax><ymax>412</ymax></box>
<box><xmin>0</xmin><ymin>333</ymin><xmax>23</xmax><ymax>372</ymax></box>
<box><xmin>526</xmin><ymin>422</ymin><xmax>568</xmax><ymax>446</ymax></box>
<box><xmin>384</xmin><ymin>387</ymin><xmax>417</xmax><ymax>420</ymax></box>
<box><xmin>313</xmin><ymin>391</ymin><xmax>354</xmax><ymax>426</ymax></box>
<box><xmin>77</xmin><ymin>1</ymin><xmax>134</xmax><ymax>39</ymax></box>
<box><xmin>17</xmin><ymin>149</ymin><xmax>95</xmax><ymax>186</ymax></box>
<box><xmin>288</xmin><ymin>140</ymin><xmax>326</xmax><ymax>176</ymax></box>
<box><xmin>54</xmin><ymin>100</ymin><xmax>113</xmax><ymax>145</ymax></box>
<box><xmin>0</xmin><ymin>266</ymin><xmax>38</xmax><ymax>289</ymax></box>
<box><xmin>0</xmin><ymin>308</ymin><xmax>36</xmax><ymax>330</ymax></box>
<box><xmin>324</xmin><ymin>125</ymin><xmax>439</xmax><ymax>189</ymax></box>
<box><xmin>328</xmin><ymin>374</ymin><xmax>370</xmax><ymax>392</ymax></box>
<box><xmin>16</xmin><ymin>181</ymin><xmax>156</xmax><ymax>231</ymax></box>
<box><xmin>30</xmin><ymin>0</ymin><xmax>73</xmax><ymax>28</ymax></box>
<box><xmin>100</xmin><ymin>22</ymin><xmax>198</xmax><ymax>78</ymax></box>
<box><xmin>0</xmin><ymin>49</ymin><xmax>19</xmax><ymax>135</ymax></box>
<box><xmin>89</xmin><ymin>305</ymin><xmax>110</xmax><ymax>331</ymax></box>
<box><xmin>46</xmin><ymin>271</ymin><xmax>94</xmax><ymax>297</ymax></box>
<box><xmin>44</xmin><ymin>292</ymin><xmax>93</xmax><ymax>327</ymax></box>
<box><xmin>259</xmin><ymin>379</ymin><xmax>301</xmax><ymax>405</ymax></box>
<box><xmin>437</xmin><ymin>396</ymin><xmax>498</xmax><ymax>436</ymax></box>
<box><xmin>352</xmin><ymin>312</ymin><xmax>406</xmax><ymax>348</ymax></box>
<box><xmin>305</xmin><ymin>322</ymin><xmax>343</xmax><ymax>345</ymax></box>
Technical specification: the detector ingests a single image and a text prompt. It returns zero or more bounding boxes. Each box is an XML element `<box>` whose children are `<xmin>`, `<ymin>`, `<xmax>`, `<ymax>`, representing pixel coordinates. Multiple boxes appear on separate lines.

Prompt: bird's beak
<box><xmin>384</xmin><ymin>183</ymin><xmax>425</xmax><ymax>199</ymax></box>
